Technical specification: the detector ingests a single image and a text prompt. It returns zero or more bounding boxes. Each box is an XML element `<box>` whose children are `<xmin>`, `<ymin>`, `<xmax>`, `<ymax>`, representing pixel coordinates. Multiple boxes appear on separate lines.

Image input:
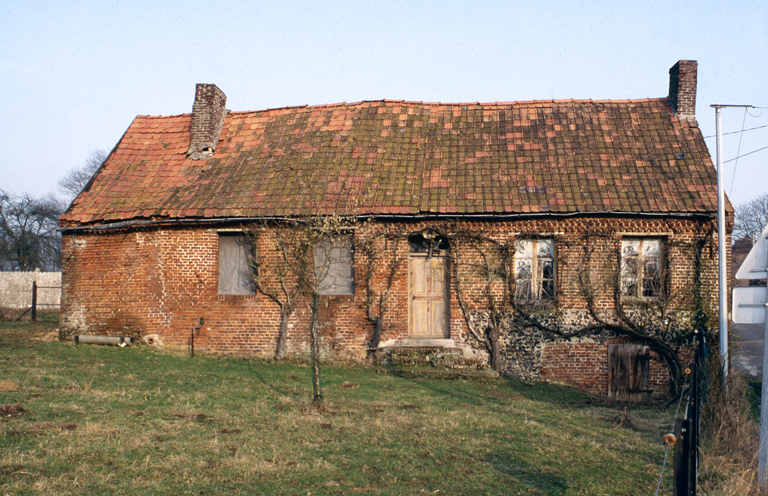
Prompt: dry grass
<box><xmin>699</xmin><ymin>356</ymin><xmax>765</xmax><ymax>496</ymax></box>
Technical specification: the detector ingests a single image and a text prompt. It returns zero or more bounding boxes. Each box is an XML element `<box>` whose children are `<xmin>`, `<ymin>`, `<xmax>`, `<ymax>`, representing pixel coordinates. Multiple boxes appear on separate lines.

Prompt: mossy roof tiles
<box><xmin>61</xmin><ymin>98</ymin><xmax>719</xmax><ymax>226</ymax></box>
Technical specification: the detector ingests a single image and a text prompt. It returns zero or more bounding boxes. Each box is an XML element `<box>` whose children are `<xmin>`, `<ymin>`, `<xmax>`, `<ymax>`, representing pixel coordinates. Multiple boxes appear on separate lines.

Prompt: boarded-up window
<box><xmin>314</xmin><ymin>235</ymin><xmax>354</xmax><ymax>295</ymax></box>
<box><xmin>218</xmin><ymin>233</ymin><xmax>256</xmax><ymax>295</ymax></box>
<box><xmin>621</xmin><ymin>238</ymin><xmax>663</xmax><ymax>299</ymax></box>
<box><xmin>607</xmin><ymin>344</ymin><xmax>651</xmax><ymax>402</ymax></box>
<box><xmin>514</xmin><ymin>239</ymin><xmax>555</xmax><ymax>301</ymax></box>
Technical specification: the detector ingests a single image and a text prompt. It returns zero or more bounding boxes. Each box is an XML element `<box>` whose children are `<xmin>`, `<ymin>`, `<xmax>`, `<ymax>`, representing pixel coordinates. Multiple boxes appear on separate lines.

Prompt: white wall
<box><xmin>0</xmin><ymin>271</ymin><xmax>61</xmax><ymax>309</ymax></box>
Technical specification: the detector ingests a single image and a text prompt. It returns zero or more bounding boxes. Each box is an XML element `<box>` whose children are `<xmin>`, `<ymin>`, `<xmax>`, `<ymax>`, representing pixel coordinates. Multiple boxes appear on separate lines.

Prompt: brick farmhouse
<box><xmin>60</xmin><ymin>60</ymin><xmax>728</xmax><ymax>399</ymax></box>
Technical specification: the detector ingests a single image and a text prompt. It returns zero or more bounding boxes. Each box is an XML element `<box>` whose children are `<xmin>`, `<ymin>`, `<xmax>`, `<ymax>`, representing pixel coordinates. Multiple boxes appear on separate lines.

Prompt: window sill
<box><xmin>514</xmin><ymin>299</ymin><xmax>558</xmax><ymax>311</ymax></box>
<box><xmin>620</xmin><ymin>296</ymin><xmax>663</xmax><ymax>306</ymax></box>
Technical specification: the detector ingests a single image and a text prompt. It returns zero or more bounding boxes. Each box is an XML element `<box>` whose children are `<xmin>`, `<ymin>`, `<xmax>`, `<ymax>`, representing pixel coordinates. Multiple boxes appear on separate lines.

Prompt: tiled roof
<box><xmin>61</xmin><ymin>98</ymin><xmax>718</xmax><ymax>226</ymax></box>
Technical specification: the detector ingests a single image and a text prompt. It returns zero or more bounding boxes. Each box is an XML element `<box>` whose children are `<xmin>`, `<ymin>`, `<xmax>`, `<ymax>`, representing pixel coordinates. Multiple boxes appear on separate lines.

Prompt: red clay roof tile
<box><xmin>61</xmin><ymin>98</ymin><xmax>719</xmax><ymax>226</ymax></box>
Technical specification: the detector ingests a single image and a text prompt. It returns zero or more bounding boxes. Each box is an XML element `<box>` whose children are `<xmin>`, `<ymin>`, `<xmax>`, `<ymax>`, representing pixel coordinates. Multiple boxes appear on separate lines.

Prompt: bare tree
<box><xmin>0</xmin><ymin>190</ymin><xmax>64</xmax><ymax>271</ymax></box>
<box><xmin>734</xmin><ymin>192</ymin><xmax>768</xmax><ymax>242</ymax></box>
<box><xmin>247</xmin><ymin>215</ymin><xmax>354</xmax><ymax>407</ymax></box>
<box><xmin>58</xmin><ymin>149</ymin><xmax>107</xmax><ymax>200</ymax></box>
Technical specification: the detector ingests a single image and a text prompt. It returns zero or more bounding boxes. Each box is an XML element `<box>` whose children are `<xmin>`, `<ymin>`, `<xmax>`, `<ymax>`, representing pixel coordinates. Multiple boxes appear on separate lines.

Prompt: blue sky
<box><xmin>1</xmin><ymin>0</ymin><xmax>766</xmax><ymax>206</ymax></box>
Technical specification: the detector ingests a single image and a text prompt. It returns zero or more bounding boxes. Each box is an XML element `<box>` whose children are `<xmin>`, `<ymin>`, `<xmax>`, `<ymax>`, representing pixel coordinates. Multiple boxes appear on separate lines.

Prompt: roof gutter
<box><xmin>60</xmin><ymin>210</ymin><xmax>718</xmax><ymax>234</ymax></box>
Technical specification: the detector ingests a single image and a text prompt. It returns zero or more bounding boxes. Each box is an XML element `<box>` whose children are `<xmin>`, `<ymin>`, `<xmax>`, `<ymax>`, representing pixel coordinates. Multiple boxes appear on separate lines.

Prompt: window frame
<box><xmin>313</xmin><ymin>234</ymin><xmax>355</xmax><ymax>296</ymax></box>
<box><xmin>514</xmin><ymin>238</ymin><xmax>556</xmax><ymax>303</ymax></box>
<box><xmin>217</xmin><ymin>232</ymin><xmax>257</xmax><ymax>296</ymax></box>
<box><xmin>619</xmin><ymin>237</ymin><xmax>665</xmax><ymax>300</ymax></box>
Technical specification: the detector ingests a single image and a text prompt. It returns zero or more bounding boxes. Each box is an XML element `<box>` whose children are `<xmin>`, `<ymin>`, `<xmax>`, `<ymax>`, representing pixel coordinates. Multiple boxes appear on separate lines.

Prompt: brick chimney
<box><xmin>667</xmin><ymin>60</ymin><xmax>697</xmax><ymax>120</ymax></box>
<box><xmin>187</xmin><ymin>84</ymin><xmax>228</xmax><ymax>160</ymax></box>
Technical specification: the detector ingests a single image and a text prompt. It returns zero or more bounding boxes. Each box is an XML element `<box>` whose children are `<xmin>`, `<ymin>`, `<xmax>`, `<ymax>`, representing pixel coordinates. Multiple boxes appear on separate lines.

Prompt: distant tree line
<box><xmin>0</xmin><ymin>191</ymin><xmax>63</xmax><ymax>271</ymax></box>
<box><xmin>0</xmin><ymin>150</ymin><xmax>105</xmax><ymax>272</ymax></box>
<box><xmin>733</xmin><ymin>192</ymin><xmax>768</xmax><ymax>243</ymax></box>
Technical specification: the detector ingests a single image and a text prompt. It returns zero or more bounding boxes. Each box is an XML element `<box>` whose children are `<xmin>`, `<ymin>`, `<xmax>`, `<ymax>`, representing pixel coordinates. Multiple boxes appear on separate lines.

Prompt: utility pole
<box><xmin>711</xmin><ymin>103</ymin><xmax>753</xmax><ymax>382</ymax></box>
<box><xmin>719</xmin><ymin>103</ymin><xmax>764</xmax><ymax>489</ymax></box>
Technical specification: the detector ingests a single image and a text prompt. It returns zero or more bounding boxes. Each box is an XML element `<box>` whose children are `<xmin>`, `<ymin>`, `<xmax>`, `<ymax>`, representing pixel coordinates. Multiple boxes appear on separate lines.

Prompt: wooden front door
<box><xmin>409</xmin><ymin>254</ymin><xmax>449</xmax><ymax>338</ymax></box>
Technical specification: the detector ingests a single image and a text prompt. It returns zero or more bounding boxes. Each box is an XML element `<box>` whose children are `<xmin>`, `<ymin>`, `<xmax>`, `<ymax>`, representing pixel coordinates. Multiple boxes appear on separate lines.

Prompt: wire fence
<box><xmin>654</xmin><ymin>328</ymin><xmax>706</xmax><ymax>496</ymax></box>
<box><xmin>11</xmin><ymin>280</ymin><xmax>62</xmax><ymax>321</ymax></box>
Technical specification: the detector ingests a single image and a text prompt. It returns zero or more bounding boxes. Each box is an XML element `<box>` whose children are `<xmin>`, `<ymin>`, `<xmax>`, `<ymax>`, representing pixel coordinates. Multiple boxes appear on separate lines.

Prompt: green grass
<box><xmin>1</xmin><ymin>315</ymin><xmax>674</xmax><ymax>495</ymax></box>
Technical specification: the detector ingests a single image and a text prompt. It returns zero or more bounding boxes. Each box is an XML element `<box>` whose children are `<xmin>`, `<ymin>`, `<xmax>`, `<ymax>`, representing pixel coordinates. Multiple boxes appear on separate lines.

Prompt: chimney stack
<box><xmin>187</xmin><ymin>84</ymin><xmax>227</xmax><ymax>160</ymax></box>
<box><xmin>667</xmin><ymin>60</ymin><xmax>697</xmax><ymax>120</ymax></box>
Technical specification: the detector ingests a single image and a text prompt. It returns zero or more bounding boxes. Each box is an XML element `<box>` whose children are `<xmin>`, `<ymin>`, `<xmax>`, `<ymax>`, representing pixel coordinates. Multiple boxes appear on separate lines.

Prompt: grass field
<box><xmin>0</xmin><ymin>314</ymin><xmax>675</xmax><ymax>495</ymax></box>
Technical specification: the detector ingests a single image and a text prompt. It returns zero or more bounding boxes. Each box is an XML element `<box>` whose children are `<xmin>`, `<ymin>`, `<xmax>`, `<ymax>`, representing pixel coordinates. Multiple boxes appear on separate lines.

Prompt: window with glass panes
<box><xmin>514</xmin><ymin>239</ymin><xmax>555</xmax><ymax>301</ymax></box>
<box><xmin>620</xmin><ymin>238</ymin><xmax>662</xmax><ymax>299</ymax></box>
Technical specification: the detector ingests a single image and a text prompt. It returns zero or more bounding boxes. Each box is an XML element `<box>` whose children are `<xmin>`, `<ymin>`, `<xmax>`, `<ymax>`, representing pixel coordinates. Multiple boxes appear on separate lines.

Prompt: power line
<box><xmin>724</xmin><ymin>144</ymin><xmax>768</xmax><ymax>163</ymax></box>
<box><xmin>729</xmin><ymin>108</ymin><xmax>749</xmax><ymax>196</ymax></box>
<box><xmin>703</xmin><ymin>123</ymin><xmax>768</xmax><ymax>139</ymax></box>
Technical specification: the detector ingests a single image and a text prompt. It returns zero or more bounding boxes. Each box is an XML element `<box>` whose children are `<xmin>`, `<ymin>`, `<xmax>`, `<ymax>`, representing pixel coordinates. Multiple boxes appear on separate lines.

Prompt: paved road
<box><xmin>733</xmin><ymin>323</ymin><xmax>765</xmax><ymax>378</ymax></box>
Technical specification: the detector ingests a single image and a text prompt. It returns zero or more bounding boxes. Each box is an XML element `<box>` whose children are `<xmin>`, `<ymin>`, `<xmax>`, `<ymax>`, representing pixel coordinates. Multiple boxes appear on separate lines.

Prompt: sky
<box><xmin>1</xmin><ymin>0</ymin><xmax>766</xmax><ymax>208</ymax></box>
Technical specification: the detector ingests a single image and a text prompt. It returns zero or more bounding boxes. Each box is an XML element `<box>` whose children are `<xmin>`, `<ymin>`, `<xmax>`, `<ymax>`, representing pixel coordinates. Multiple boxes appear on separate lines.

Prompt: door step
<box><xmin>372</xmin><ymin>345</ymin><xmax>499</xmax><ymax>379</ymax></box>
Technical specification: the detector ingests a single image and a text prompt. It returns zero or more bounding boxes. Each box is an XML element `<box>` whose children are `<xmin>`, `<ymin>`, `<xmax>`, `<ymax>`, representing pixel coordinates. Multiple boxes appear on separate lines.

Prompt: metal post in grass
<box><xmin>31</xmin><ymin>281</ymin><xmax>37</xmax><ymax>322</ymax></box>
<box><xmin>689</xmin><ymin>362</ymin><xmax>698</xmax><ymax>494</ymax></box>
<box><xmin>190</xmin><ymin>317</ymin><xmax>204</xmax><ymax>358</ymax></box>
<box><xmin>674</xmin><ymin>418</ymin><xmax>690</xmax><ymax>495</ymax></box>
<box><xmin>309</xmin><ymin>292</ymin><xmax>323</xmax><ymax>407</ymax></box>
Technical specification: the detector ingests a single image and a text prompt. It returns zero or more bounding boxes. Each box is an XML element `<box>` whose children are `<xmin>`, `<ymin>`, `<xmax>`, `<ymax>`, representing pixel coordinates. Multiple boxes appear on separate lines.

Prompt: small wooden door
<box><xmin>409</xmin><ymin>254</ymin><xmax>449</xmax><ymax>338</ymax></box>
<box><xmin>608</xmin><ymin>344</ymin><xmax>651</xmax><ymax>402</ymax></box>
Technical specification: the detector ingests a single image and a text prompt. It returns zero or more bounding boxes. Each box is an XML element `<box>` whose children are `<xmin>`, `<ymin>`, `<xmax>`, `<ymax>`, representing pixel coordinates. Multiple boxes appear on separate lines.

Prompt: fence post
<box><xmin>674</xmin><ymin>418</ymin><xmax>690</xmax><ymax>495</ymax></box>
<box><xmin>689</xmin><ymin>362</ymin><xmax>698</xmax><ymax>495</ymax></box>
<box><xmin>31</xmin><ymin>281</ymin><xmax>37</xmax><ymax>322</ymax></box>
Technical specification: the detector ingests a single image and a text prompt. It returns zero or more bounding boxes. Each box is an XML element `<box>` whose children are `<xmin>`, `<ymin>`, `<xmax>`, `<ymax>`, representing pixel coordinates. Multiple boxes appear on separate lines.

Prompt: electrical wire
<box><xmin>655</xmin><ymin>445</ymin><xmax>672</xmax><ymax>496</ymax></box>
<box><xmin>703</xmin><ymin>123</ymin><xmax>768</xmax><ymax>139</ymax></box>
<box><xmin>724</xmin><ymin>144</ymin><xmax>768</xmax><ymax>163</ymax></box>
<box><xmin>729</xmin><ymin>108</ymin><xmax>749</xmax><ymax>196</ymax></box>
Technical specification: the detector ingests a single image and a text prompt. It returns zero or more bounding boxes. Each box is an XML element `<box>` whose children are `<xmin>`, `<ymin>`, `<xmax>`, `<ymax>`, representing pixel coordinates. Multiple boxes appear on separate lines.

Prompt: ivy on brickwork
<box><xmin>449</xmin><ymin>228</ymin><xmax>514</xmax><ymax>374</ymax></box>
<box><xmin>355</xmin><ymin>224</ymin><xmax>402</xmax><ymax>352</ymax></box>
<box><xmin>451</xmin><ymin>222</ymin><xmax>715</xmax><ymax>394</ymax></box>
<box><xmin>363</xmin><ymin>220</ymin><xmax>717</xmax><ymax>393</ymax></box>
<box><xmin>243</xmin><ymin>215</ymin><xmax>717</xmax><ymax>395</ymax></box>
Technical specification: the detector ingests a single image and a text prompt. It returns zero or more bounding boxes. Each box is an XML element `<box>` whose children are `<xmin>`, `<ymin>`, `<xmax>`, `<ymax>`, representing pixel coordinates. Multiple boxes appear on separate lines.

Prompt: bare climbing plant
<box><xmin>450</xmin><ymin>229</ymin><xmax>515</xmax><ymax>373</ymax></box>
<box><xmin>437</xmin><ymin>222</ymin><xmax>716</xmax><ymax>394</ymax></box>
<box><xmin>356</xmin><ymin>224</ymin><xmax>402</xmax><ymax>351</ymax></box>
<box><xmin>246</xmin><ymin>214</ymin><xmax>357</xmax><ymax>407</ymax></box>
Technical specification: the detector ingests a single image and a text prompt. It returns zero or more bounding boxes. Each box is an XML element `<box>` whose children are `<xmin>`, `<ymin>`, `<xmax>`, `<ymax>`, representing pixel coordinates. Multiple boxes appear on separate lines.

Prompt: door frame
<box><xmin>408</xmin><ymin>251</ymin><xmax>450</xmax><ymax>339</ymax></box>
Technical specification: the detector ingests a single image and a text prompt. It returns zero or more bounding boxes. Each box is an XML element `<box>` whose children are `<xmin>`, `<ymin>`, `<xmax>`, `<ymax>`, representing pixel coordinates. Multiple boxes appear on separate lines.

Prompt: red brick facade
<box><xmin>61</xmin><ymin>215</ymin><xmax>722</xmax><ymax>396</ymax></box>
<box><xmin>60</xmin><ymin>62</ymin><xmax>724</xmax><ymax>398</ymax></box>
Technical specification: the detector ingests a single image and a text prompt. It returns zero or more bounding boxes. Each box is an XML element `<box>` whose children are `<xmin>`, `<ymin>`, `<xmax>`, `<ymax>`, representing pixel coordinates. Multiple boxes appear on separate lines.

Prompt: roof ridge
<box><xmin>135</xmin><ymin>97</ymin><xmax>670</xmax><ymax>120</ymax></box>
<box><xmin>222</xmin><ymin>96</ymin><xmax>669</xmax><ymax>116</ymax></box>
<box><xmin>135</xmin><ymin>113</ymin><xmax>192</xmax><ymax>119</ymax></box>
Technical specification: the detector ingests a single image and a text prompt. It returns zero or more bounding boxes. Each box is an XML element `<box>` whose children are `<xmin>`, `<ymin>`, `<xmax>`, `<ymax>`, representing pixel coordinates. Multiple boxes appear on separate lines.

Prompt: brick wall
<box><xmin>61</xmin><ymin>215</ymin><xmax>721</xmax><ymax>395</ymax></box>
<box><xmin>539</xmin><ymin>339</ymin><xmax>675</xmax><ymax>396</ymax></box>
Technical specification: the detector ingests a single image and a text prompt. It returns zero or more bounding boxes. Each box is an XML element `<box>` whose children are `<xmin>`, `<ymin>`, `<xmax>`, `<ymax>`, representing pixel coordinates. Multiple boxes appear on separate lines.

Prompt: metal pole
<box><xmin>758</xmin><ymin>235</ymin><xmax>768</xmax><ymax>489</ymax></box>
<box><xmin>689</xmin><ymin>362</ymin><xmax>698</xmax><ymax>495</ymax></box>
<box><xmin>714</xmin><ymin>105</ymin><xmax>728</xmax><ymax>382</ymax></box>
<box><xmin>674</xmin><ymin>418</ymin><xmax>690</xmax><ymax>496</ymax></box>
<box><xmin>31</xmin><ymin>281</ymin><xmax>37</xmax><ymax>322</ymax></box>
<box><xmin>712</xmin><ymin>102</ymin><xmax>756</xmax><ymax>486</ymax></box>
